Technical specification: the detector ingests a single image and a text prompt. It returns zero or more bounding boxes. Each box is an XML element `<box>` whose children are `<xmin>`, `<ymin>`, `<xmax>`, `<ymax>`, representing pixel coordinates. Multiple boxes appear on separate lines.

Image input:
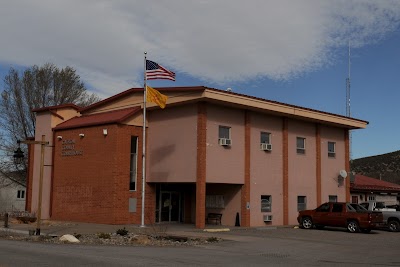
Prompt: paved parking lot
<box><xmin>212</xmin><ymin>227</ymin><xmax>400</xmax><ymax>266</ymax></box>
<box><xmin>0</xmin><ymin>225</ymin><xmax>399</xmax><ymax>266</ymax></box>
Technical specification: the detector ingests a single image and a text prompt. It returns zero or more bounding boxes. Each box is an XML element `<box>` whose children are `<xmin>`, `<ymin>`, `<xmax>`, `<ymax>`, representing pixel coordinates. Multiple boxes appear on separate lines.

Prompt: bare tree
<box><xmin>0</xmin><ymin>63</ymin><xmax>101</xmax><ymax>185</ymax></box>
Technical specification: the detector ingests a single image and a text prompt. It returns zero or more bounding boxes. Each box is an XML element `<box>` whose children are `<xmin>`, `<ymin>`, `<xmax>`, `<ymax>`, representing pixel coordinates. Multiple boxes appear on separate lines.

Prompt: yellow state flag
<box><xmin>146</xmin><ymin>85</ymin><xmax>168</xmax><ymax>109</ymax></box>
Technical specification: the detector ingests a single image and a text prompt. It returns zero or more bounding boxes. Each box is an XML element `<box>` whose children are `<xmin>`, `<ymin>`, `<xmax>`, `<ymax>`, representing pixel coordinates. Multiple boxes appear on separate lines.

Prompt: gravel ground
<box><xmin>0</xmin><ymin>230</ymin><xmax>221</xmax><ymax>247</ymax></box>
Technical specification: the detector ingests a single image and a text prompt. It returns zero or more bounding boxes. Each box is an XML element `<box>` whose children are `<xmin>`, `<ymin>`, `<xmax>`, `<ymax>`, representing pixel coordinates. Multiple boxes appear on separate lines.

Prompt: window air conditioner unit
<box><xmin>219</xmin><ymin>138</ymin><xmax>232</xmax><ymax>146</ymax></box>
<box><xmin>260</xmin><ymin>143</ymin><xmax>272</xmax><ymax>151</ymax></box>
<box><xmin>263</xmin><ymin>215</ymin><xmax>273</xmax><ymax>222</ymax></box>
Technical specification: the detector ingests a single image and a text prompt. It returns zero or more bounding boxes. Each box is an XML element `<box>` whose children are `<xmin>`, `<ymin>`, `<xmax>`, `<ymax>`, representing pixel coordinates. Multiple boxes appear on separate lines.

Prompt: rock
<box><xmin>130</xmin><ymin>234</ymin><xmax>151</xmax><ymax>245</ymax></box>
<box><xmin>59</xmin><ymin>234</ymin><xmax>80</xmax><ymax>243</ymax></box>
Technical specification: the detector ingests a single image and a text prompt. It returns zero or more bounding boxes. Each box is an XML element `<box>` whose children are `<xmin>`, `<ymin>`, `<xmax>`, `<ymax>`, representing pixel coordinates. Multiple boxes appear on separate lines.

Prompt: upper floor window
<box><xmin>328</xmin><ymin>141</ymin><xmax>336</xmax><ymax>158</ymax></box>
<box><xmin>296</xmin><ymin>137</ymin><xmax>306</xmax><ymax>154</ymax></box>
<box><xmin>218</xmin><ymin>126</ymin><xmax>231</xmax><ymax>146</ymax></box>
<box><xmin>261</xmin><ymin>195</ymin><xmax>272</xmax><ymax>212</ymax></box>
<box><xmin>130</xmin><ymin>136</ymin><xmax>138</xmax><ymax>191</ymax></box>
<box><xmin>260</xmin><ymin>132</ymin><xmax>271</xmax><ymax>144</ymax></box>
<box><xmin>17</xmin><ymin>190</ymin><xmax>25</xmax><ymax>199</ymax></box>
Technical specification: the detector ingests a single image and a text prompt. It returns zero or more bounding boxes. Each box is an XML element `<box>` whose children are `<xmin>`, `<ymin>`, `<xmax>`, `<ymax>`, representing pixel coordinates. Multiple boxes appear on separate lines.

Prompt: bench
<box><xmin>207</xmin><ymin>213</ymin><xmax>222</xmax><ymax>225</ymax></box>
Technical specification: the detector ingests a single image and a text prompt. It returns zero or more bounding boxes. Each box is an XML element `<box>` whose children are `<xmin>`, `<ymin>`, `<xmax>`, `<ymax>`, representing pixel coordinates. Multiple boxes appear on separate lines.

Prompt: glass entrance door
<box><xmin>160</xmin><ymin>191</ymin><xmax>181</xmax><ymax>222</ymax></box>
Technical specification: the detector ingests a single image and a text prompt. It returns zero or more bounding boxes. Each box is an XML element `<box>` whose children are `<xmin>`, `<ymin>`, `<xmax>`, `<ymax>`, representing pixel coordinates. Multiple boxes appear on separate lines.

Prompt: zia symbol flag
<box><xmin>146</xmin><ymin>86</ymin><xmax>168</xmax><ymax>109</ymax></box>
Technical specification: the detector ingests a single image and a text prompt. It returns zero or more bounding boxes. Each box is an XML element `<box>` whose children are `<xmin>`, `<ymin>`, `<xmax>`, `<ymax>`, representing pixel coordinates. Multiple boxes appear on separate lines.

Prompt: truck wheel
<box><xmin>347</xmin><ymin>220</ymin><xmax>359</xmax><ymax>233</ymax></box>
<box><xmin>388</xmin><ymin>220</ymin><xmax>400</xmax><ymax>232</ymax></box>
<box><xmin>301</xmin><ymin>217</ymin><xmax>313</xmax><ymax>229</ymax></box>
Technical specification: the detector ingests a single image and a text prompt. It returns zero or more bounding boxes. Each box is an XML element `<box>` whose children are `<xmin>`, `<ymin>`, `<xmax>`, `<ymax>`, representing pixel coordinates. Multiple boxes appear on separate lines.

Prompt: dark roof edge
<box><xmin>32</xmin><ymin>103</ymin><xmax>81</xmax><ymax>113</ymax></box>
<box><xmin>80</xmin><ymin>86</ymin><xmax>206</xmax><ymax>113</ymax></box>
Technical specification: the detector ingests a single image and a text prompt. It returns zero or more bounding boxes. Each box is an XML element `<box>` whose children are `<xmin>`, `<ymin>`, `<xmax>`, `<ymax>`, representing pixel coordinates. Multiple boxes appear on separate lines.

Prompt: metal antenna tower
<box><xmin>346</xmin><ymin>41</ymin><xmax>351</xmax><ymax>117</ymax></box>
<box><xmin>346</xmin><ymin>41</ymin><xmax>352</xmax><ymax>160</ymax></box>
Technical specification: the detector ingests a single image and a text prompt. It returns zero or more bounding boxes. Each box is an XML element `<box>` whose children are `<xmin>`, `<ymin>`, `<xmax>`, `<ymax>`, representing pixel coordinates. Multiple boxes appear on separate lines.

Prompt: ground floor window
<box><xmin>261</xmin><ymin>195</ymin><xmax>272</xmax><ymax>212</ymax></box>
<box><xmin>130</xmin><ymin>136</ymin><xmax>138</xmax><ymax>191</ymax></box>
<box><xmin>329</xmin><ymin>195</ymin><xmax>337</xmax><ymax>202</ymax></box>
<box><xmin>297</xmin><ymin>196</ymin><xmax>307</xmax><ymax>211</ymax></box>
<box><xmin>17</xmin><ymin>190</ymin><xmax>25</xmax><ymax>199</ymax></box>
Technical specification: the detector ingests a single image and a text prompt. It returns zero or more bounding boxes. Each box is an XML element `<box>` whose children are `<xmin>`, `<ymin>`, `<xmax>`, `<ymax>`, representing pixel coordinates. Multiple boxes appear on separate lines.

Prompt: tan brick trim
<box><xmin>345</xmin><ymin>129</ymin><xmax>350</xmax><ymax>202</ymax></box>
<box><xmin>282</xmin><ymin>117</ymin><xmax>289</xmax><ymax>225</ymax></box>
<box><xmin>241</xmin><ymin>110</ymin><xmax>251</xmax><ymax>227</ymax></box>
<box><xmin>316</xmin><ymin>124</ymin><xmax>322</xmax><ymax>206</ymax></box>
<box><xmin>196</xmin><ymin>102</ymin><xmax>207</xmax><ymax>229</ymax></box>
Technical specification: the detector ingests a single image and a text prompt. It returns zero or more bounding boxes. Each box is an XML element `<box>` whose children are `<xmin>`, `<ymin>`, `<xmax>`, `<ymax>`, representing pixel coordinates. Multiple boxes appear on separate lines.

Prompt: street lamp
<box><xmin>13</xmin><ymin>135</ymin><xmax>49</xmax><ymax>235</ymax></box>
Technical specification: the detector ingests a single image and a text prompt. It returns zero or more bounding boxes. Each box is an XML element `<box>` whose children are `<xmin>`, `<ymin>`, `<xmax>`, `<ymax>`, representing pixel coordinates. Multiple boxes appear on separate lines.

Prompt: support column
<box><xmin>316</xmin><ymin>124</ymin><xmax>322</xmax><ymax>206</ymax></box>
<box><xmin>345</xmin><ymin>129</ymin><xmax>350</xmax><ymax>202</ymax></box>
<box><xmin>196</xmin><ymin>102</ymin><xmax>207</xmax><ymax>229</ymax></box>
<box><xmin>282</xmin><ymin>117</ymin><xmax>289</xmax><ymax>225</ymax></box>
<box><xmin>241</xmin><ymin>110</ymin><xmax>251</xmax><ymax>227</ymax></box>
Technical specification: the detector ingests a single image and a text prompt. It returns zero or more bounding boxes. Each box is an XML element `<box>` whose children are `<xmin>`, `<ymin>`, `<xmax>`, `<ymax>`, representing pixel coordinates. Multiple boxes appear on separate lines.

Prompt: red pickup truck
<box><xmin>297</xmin><ymin>202</ymin><xmax>383</xmax><ymax>233</ymax></box>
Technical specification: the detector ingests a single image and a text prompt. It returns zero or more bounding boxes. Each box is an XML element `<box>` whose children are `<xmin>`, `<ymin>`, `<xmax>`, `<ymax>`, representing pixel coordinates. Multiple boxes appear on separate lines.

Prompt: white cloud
<box><xmin>0</xmin><ymin>0</ymin><xmax>399</xmax><ymax>97</ymax></box>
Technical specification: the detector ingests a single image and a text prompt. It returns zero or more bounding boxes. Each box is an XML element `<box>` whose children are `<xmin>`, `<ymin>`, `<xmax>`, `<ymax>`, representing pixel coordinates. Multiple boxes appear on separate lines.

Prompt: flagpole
<box><xmin>141</xmin><ymin>52</ymin><xmax>147</xmax><ymax>227</ymax></box>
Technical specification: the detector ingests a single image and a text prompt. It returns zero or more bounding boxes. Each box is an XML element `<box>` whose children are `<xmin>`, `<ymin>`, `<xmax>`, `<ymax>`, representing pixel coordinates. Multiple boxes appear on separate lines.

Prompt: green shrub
<box><xmin>116</xmin><ymin>227</ymin><xmax>129</xmax><ymax>236</ymax></box>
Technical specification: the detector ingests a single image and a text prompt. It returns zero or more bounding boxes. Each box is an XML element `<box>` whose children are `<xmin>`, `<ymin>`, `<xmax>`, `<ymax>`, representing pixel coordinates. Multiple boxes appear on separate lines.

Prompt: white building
<box><xmin>0</xmin><ymin>173</ymin><xmax>26</xmax><ymax>212</ymax></box>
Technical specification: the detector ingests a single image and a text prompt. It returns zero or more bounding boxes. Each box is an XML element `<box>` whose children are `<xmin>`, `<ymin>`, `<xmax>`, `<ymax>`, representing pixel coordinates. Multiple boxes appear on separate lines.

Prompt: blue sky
<box><xmin>1</xmin><ymin>1</ymin><xmax>400</xmax><ymax>159</ymax></box>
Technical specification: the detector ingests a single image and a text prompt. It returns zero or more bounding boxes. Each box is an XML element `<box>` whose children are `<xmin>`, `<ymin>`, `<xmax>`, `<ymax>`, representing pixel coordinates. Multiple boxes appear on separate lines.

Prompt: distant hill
<box><xmin>351</xmin><ymin>150</ymin><xmax>400</xmax><ymax>185</ymax></box>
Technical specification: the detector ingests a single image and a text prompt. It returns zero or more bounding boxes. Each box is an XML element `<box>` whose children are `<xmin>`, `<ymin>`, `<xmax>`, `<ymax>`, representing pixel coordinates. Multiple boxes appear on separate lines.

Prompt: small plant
<box><xmin>97</xmin><ymin>232</ymin><xmax>111</xmax><ymax>239</ymax></box>
<box><xmin>116</xmin><ymin>227</ymin><xmax>129</xmax><ymax>236</ymax></box>
<box><xmin>73</xmin><ymin>233</ymin><xmax>82</xmax><ymax>239</ymax></box>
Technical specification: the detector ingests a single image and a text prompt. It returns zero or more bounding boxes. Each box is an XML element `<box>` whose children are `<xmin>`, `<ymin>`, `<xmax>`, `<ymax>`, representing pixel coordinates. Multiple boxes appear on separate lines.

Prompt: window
<box><xmin>260</xmin><ymin>132</ymin><xmax>271</xmax><ymax>144</ymax></box>
<box><xmin>332</xmin><ymin>203</ymin><xmax>343</xmax><ymax>212</ymax></box>
<box><xmin>297</xmin><ymin>196</ymin><xmax>307</xmax><ymax>211</ymax></box>
<box><xmin>219</xmin><ymin>126</ymin><xmax>231</xmax><ymax>139</ymax></box>
<box><xmin>296</xmin><ymin>137</ymin><xmax>306</xmax><ymax>154</ymax></box>
<box><xmin>328</xmin><ymin>141</ymin><xmax>336</xmax><ymax>158</ymax></box>
<box><xmin>261</xmin><ymin>195</ymin><xmax>272</xmax><ymax>212</ymax></box>
<box><xmin>129</xmin><ymin>136</ymin><xmax>138</xmax><ymax>191</ymax></box>
<box><xmin>17</xmin><ymin>190</ymin><xmax>25</xmax><ymax>199</ymax></box>
<box><xmin>368</xmin><ymin>195</ymin><xmax>376</xmax><ymax>201</ymax></box>
<box><xmin>218</xmin><ymin>126</ymin><xmax>232</xmax><ymax>146</ymax></box>
<box><xmin>206</xmin><ymin>195</ymin><xmax>225</xmax><ymax>208</ymax></box>
<box><xmin>329</xmin><ymin>195</ymin><xmax>337</xmax><ymax>202</ymax></box>
<box><xmin>316</xmin><ymin>203</ymin><xmax>330</xmax><ymax>212</ymax></box>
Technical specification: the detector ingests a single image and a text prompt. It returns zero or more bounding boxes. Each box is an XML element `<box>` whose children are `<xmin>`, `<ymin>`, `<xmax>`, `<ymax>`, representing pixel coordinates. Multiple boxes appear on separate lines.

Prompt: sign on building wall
<box><xmin>61</xmin><ymin>139</ymin><xmax>83</xmax><ymax>156</ymax></box>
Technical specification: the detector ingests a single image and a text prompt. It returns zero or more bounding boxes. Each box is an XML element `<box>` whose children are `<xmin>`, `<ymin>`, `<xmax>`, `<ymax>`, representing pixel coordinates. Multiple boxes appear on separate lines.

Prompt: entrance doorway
<box><xmin>159</xmin><ymin>191</ymin><xmax>181</xmax><ymax>222</ymax></box>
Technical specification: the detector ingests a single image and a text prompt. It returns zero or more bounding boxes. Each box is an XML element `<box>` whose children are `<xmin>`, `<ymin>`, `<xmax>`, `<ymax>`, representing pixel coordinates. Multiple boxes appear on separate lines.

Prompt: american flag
<box><xmin>145</xmin><ymin>60</ymin><xmax>176</xmax><ymax>81</ymax></box>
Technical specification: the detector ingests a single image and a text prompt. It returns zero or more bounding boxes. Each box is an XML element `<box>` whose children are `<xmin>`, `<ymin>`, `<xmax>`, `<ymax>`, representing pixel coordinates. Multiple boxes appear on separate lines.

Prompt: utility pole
<box><xmin>14</xmin><ymin>135</ymin><xmax>49</xmax><ymax>235</ymax></box>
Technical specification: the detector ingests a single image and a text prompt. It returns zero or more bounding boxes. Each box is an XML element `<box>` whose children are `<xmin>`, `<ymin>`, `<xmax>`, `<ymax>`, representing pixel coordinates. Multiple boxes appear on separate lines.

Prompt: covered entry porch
<box><xmin>152</xmin><ymin>183</ymin><xmax>243</xmax><ymax>227</ymax></box>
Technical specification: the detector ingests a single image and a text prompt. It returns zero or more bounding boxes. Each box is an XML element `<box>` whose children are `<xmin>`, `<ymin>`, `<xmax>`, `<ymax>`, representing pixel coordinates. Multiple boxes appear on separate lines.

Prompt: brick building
<box><xmin>27</xmin><ymin>86</ymin><xmax>368</xmax><ymax>228</ymax></box>
<box><xmin>350</xmin><ymin>174</ymin><xmax>400</xmax><ymax>205</ymax></box>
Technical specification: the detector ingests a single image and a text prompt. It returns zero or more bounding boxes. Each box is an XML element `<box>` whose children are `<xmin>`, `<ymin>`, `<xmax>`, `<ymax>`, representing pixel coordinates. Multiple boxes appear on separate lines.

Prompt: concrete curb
<box><xmin>0</xmin><ymin>227</ymin><xmax>30</xmax><ymax>235</ymax></box>
<box><xmin>203</xmin><ymin>228</ymin><xmax>230</xmax><ymax>232</ymax></box>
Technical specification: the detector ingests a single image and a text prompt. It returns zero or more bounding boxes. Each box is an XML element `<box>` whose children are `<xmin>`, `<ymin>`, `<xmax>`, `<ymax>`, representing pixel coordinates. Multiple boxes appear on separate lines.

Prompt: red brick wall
<box><xmin>51</xmin><ymin>124</ymin><xmax>154</xmax><ymax>224</ymax></box>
